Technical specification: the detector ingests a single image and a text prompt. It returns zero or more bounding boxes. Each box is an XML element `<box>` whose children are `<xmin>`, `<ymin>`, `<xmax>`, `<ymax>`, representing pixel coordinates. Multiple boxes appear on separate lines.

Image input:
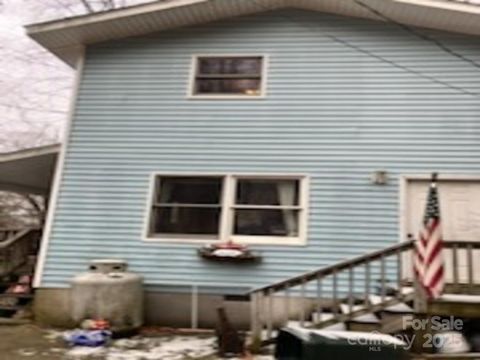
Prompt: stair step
<box><xmin>287</xmin><ymin>320</ymin><xmax>313</xmax><ymax>328</ymax></box>
<box><xmin>368</xmin><ymin>295</ymin><xmax>393</xmax><ymax>306</ymax></box>
<box><xmin>340</xmin><ymin>303</ymin><xmax>365</xmax><ymax>315</ymax></box>
<box><xmin>349</xmin><ymin>313</ymin><xmax>380</xmax><ymax>324</ymax></box>
<box><xmin>382</xmin><ymin>302</ymin><xmax>414</xmax><ymax>314</ymax></box>
<box><xmin>311</xmin><ymin>312</ymin><xmax>335</xmax><ymax>323</ymax></box>
<box><xmin>322</xmin><ymin>322</ymin><xmax>346</xmax><ymax>331</ymax></box>
<box><xmin>400</xmin><ymin>286</ymin><xmax>414</xmax><ymax>296</ymax></box>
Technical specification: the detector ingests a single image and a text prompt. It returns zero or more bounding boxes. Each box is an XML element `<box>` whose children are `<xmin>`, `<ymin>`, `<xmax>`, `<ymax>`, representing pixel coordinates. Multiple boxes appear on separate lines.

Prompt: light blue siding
<box><xmin>43</xmin><ymin>9</ymin><xmax>480</xmax><ymax>290</ymax></box>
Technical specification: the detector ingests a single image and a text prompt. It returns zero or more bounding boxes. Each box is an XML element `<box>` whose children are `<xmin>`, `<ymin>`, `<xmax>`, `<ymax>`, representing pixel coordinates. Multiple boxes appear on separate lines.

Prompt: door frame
<box><xmin>399</xmin><ymin>174</ymin><xmax>480</xmax><ymax>244</ymax></box>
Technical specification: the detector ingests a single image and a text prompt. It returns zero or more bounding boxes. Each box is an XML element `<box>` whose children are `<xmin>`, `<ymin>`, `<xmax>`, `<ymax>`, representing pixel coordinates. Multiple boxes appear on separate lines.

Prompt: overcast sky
<box><xmin>0</xmin><ymin>0</ymin><xmax>151</xmax><ymax>152</ymax></box>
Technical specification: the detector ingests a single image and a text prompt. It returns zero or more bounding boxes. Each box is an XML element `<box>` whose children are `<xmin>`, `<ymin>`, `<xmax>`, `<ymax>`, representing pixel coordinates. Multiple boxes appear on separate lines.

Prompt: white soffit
<box><xmin>25</xmin><ymin>0</ymin><xmax>480</xmax><ymax>67</ymax></box>
<box><xmin>0</xmin><ymin>144</ymin><xmax>60</xmax><ymax>195</ymax></box>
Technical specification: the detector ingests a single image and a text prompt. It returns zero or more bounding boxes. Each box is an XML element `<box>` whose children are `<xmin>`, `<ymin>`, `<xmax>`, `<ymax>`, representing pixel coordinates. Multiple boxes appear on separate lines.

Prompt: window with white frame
<box><xmin>190</xmin><ymin>56</ymin><xmax>265</xmax><ymax>97</ymax></box>
<box><xmin>145</xmin><ymin>175</ymin><xmax>307</xmax><ymax>245</ymax></box>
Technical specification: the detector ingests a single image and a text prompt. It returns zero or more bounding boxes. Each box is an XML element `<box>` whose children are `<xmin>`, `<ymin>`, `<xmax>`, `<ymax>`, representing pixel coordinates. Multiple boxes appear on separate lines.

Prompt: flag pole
<box><xmin>413</xmin><ymin>172</ymin><xmax>438</xmax><ymax>312</ymax></box>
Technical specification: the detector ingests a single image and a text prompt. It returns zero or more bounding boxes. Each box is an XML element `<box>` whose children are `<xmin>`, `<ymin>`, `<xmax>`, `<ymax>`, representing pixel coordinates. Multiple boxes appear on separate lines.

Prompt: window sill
<box><xmin>143</xmin><ymin>236</ymin><xmax>306</xmax><ymax>246</ymax></box>
<box><xmin>186</xmin><ymin>94</ymin><xmax>266</xmax><ymax>100</ymax></box>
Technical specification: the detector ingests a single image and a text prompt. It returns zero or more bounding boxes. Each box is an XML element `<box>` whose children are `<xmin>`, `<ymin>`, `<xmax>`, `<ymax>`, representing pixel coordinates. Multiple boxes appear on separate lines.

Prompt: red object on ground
<box><xmin>93</xmin><ymin>319</ymin><xmax>110</xmax><ymax>330</ymax></box>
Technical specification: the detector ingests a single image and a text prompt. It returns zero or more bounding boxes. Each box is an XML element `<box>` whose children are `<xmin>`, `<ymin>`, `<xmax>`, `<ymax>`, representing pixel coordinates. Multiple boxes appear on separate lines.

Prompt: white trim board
<box><xmin>33</xmin><ymin>47</ymin><xmax>86</xmax><ymax>288</ymax></box>
<box><xmin>0</xmin><ymin>144</ymin><xmax>60</xmax><ymax>163</ymax></box>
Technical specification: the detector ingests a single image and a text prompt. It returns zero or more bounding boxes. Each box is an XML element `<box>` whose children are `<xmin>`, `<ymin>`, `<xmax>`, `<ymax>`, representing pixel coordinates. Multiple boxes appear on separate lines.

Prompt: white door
<box><xmin>404</xmin><ymin>178</ymin><xmax>480</xmax><ymax>284</ymax></box>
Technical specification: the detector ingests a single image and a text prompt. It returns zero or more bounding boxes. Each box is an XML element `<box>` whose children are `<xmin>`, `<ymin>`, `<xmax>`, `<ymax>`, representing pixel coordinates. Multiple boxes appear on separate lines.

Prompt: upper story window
<box><xmin>190</xmin><ymin>56</ymin><xmax>266</xmax><ymax>98</ymax></box>
<box><xmin>144</xmin><ymin>174</ymin><xmax>308</xmax><ymax>245</ymax></box>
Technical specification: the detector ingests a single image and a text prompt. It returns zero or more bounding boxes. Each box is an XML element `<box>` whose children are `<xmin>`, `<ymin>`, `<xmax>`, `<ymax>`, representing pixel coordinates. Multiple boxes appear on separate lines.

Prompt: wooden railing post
<box><xmin>348</xmin><ymin>266</ymin><xmax>354</xmax><ymax>314</ymax></box>
<box><xmin>285</xmin><ymin>284</ymin><xmax>290</xmax><ymax>323</ymax></box>
<box><xmin>316</xmin><ymin>276</ymin><xmax>322</xmax><ymax>321</ymax></box>
<box><xmin>467</xmin><ymin>243</ymin><xmax>474</xmax><ymax>294</ymax></box>
<box><xmin>452</xmin><ymin>243</ymin><xmax>459</xmax><ymax>292</ymax></box>
<box><xmin>266</xmin><ymin>289</ymin><xmax>273</xmax><ymax>339</ymax></box>
<box><xmin>396</xmin><ymin>248</ymin><xmax>403</xmax><ymax>299</ymax></box>
<box><xmin>300</xmin><ymin>280</ymin><xmax>306</xmax><ymax>326</ymax></box>
<box><xmin>364</xmin><ymin>262</ymin><xmax>371</xmax><ymax>308</ymax></box>
<box><xmin>332</xmin><ymin>270</ymin><xmax>338</xmax><ymax>317</ymax></box>
<box><xmin>380</xmin><ymin>254</ymin><xmax>386</xmax><ymax>302</ymax></box>
<box><xmin>250</xmin><ymin>292</ymin><xmax>261</xmax><ymax>342</ymax></box>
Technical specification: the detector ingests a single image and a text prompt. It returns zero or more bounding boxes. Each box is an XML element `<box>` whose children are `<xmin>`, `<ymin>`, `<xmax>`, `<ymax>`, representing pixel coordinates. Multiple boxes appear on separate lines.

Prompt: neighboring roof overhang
<box><xmin>26</xmin><ymin>0</ymin><xmax>480</xmax><ymax>68</ymax></box>
<box><xmin>0</xmin><ymin>144</ymin><xmax>60</xmax><ymax>195</ymax></box>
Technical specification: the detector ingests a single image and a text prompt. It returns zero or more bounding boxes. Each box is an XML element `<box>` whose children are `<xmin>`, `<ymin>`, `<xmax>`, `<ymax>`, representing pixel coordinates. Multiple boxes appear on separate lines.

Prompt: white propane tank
<box><xmin>71</xmin><ymin>259</ymin><xmax>143</xmax><ymax>331</ymax></box>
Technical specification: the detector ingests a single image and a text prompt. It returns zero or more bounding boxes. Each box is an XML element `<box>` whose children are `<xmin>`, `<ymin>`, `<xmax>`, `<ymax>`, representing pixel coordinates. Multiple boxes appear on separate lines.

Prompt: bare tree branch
<box><xmin>80</xmin><ymin>0</ymin><xmax>95</xmax><ymax>13</ymax></box>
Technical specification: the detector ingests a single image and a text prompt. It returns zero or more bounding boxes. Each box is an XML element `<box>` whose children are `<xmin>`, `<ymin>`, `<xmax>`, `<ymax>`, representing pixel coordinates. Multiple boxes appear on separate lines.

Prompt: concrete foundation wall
<box><xmin>34</xmin><ymin>288</ymin><xmax>252</xmax><ymax>329</ymax></box>
<box><xmin>34</xmin><ymin>288</ymin><xmax>323</xmax><ymax>330</ymax></box>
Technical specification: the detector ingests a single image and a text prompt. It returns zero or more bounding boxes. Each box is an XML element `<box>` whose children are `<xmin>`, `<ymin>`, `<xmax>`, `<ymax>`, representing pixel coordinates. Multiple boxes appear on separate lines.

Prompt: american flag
<box><xmin>413</xmin><ymin>174</ymin><xmax>445</xmax><ymax>299</ymax></box>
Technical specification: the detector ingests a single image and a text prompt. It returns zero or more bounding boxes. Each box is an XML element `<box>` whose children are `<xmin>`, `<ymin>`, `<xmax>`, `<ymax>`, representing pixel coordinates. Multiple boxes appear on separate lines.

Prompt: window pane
<box><xmin>234</xmin><ymin>209</ymin><xmax>298</xmax><ymax>236</ymax></box>
<box><xmin>198</xmin><ymin>57</ymin><xmax>262</xmax><ymax>75</ymax></box>
<box><xmin>157</xmin><ymin>177</ymin><xmax>222</xmax><ymax>204</ymax></box>
<box><xmin>152</xmin><ymin>207</ymin><xmax>220</xmax><ymax>235</ymax></box>
<box><xmin>236</xmin><ymin>179</ymin><xmax>299</xmax><ymax>206</ymax></box>
<box><xmin>195</xmin><ymin>79</ymin><xmax>261</xmax><ymax>95</ymax></box>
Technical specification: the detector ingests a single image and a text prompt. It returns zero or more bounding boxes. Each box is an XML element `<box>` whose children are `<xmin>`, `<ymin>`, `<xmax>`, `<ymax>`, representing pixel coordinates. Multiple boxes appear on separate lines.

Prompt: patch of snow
<box><xmin>322</xmin><ymin>322</ymin><xmax>347</xmax><ymax>331</ymax></box>
<box><xmin>284</xmin><ymin>326</ymin><xmax>406</xmax><ymax>346</ymax></box>
<box><xmin>351</xmin><ymin>313</ymin><xmax>380</xmax><ymax>323</ymax></box>
<box><xmin>65</xmin><ymin>346</ymin><xmax>106</xmax><ymax>359</ymax></box>
<box><xmin>145</xmin><ymin>336</ymin><xmax>216</xmax><ymax>359</ymax></box>
<box><xmin>44</xmin><ymin>329</ymin><xmax>64</xmax><ymax>342</ymax></box>
<box><xmin>311</xmin><ymin>312</ymin><xmax>334</xmax><ymax>322</ymax></box>
<box><xmin>286</xmin><ymin>320</ymin><xmax>313</xmax><ymax>328</ymax></box>
<box><xmin>368</xmin><ymin>295</ymin><xmax>392</xmax><ymax>305</ymax></box>
<box><xmin>112</xmin><ymin>338</ymin><xmax>143</xmax><ymax>349</ymax></box>
<box><xmin>63</xmin><ymin>335</ymin><xmax>218</xmax><ymax>360</ymax></box>
<box><xmin>340</xmin><ymin>303</ymin><xmax>358</xmax><ymax>314</ymax></box>
<box><xmin>434</xmin><ymin>331</ymin><xmax>471</xmax><ymax>354</ymax></box>
<box><xmin>17</xmin><ymin>349</ymin><xmax>37</xmax><ymax>357</ymax></box>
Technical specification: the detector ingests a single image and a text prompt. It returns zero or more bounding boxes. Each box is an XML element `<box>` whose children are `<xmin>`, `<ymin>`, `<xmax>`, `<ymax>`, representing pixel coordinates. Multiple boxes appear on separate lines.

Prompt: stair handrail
<box><xmin>249</xmin><ymin>239</ymin><xmax>480</xmax><ymax>343</ymax></box>
<box><xmin>250</xmin><ymin>240</ymin><xmax>415</xmax><ymax>295</ymax></box>
<box><xmin>0</xmin><ymin>229</ymin><xmax>33</xmax><ymax>249</ymax></box>
<box><xmin>0</xmin><ymin>227</ymin><xmax>42</xmax><ymax>277</ymax></box>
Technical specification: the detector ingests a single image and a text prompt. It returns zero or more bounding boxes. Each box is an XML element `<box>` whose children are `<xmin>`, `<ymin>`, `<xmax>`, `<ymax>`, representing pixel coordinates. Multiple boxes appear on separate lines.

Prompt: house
<box><xmin>23</xmin><ymin>0</ymin><xmax>480</xmax><ymax>337</ymax></box>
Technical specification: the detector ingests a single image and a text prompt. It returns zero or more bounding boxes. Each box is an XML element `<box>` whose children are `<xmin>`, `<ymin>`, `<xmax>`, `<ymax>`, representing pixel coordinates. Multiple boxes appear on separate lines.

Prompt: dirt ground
<box><xmin>0</xmin><ymin>324</ymin><xmax>66</xmax><ymax>360</ymax></box>
<box><xmin>0</xmin><ymin>325</ymin><xmax>273</xmax><ymax>360</ymax></box>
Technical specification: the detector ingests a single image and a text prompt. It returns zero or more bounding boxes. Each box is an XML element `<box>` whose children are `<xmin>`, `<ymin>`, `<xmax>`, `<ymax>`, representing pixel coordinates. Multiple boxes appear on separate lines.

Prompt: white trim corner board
<box><xmin>33</xmin><ymin>46</ymin><xmax>86</xmax><ymax>288</ymax></box>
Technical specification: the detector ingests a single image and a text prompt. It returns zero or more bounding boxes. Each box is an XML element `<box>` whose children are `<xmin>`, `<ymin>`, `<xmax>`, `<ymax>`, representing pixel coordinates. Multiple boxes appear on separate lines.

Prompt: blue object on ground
<box><xmin>64</xmin><ymin>329</ymin><xmax>112</xmax><ymax>347</ymax></box>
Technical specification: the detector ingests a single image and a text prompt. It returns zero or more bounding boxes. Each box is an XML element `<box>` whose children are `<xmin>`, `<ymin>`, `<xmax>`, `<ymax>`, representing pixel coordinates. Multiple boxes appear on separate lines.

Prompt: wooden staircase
<box><xmin>0</xmin><ymin>228</ymin><xmax>41</xmax><ymax>324</ymax></box>
<box><xmin>249</xmin><ymin>240</ymin><xmax>480</xmax><ymax>354</ymax></box>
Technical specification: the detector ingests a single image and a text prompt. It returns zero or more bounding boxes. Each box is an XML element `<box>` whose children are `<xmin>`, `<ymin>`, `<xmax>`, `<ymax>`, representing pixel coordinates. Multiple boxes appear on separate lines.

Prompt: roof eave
<box><xmin>25</xmin><ymin>0</ymin><xmax>480</xmax><ymax>67</ymax></box>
